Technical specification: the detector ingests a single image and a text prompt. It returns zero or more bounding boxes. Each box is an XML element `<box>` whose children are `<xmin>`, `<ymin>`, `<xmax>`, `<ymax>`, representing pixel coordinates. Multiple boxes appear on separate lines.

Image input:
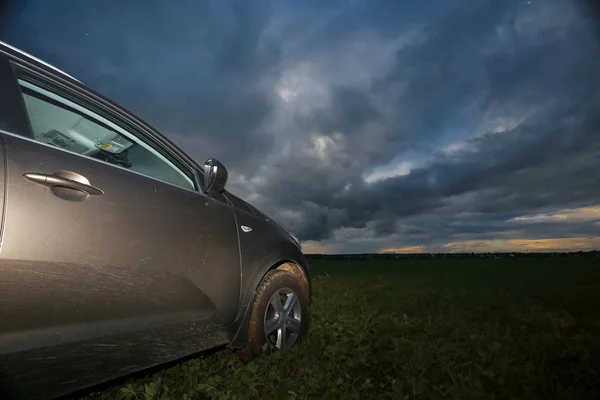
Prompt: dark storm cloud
<box><xmin>250</xmin><ymin>0</ymin><xmax>600</xmax><ymax>246</ymax></box>
<box><xmin>297</xmin><ymin>100</ymin><xmax>600</xmax><ymax>243</ymax></box>
<box><xmin>2</xmin><ymin>0</ymin><xmax>600</xmax><ymax>252</ymax></box>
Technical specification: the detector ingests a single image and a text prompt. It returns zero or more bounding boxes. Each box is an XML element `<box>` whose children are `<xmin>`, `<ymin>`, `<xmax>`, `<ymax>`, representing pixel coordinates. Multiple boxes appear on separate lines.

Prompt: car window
<box><xmin>16</xmin><ymin>78</ymin><xmax>196</xmax><ymax>191</ymax></box>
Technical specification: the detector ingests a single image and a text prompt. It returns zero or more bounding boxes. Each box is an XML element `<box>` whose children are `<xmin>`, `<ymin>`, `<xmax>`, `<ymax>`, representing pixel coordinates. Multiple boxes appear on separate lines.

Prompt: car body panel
<box><xmin>0</xmin><ymin>132</ymin><xmax>242</xmax><ymax>347</ymax></box>
<box><xmin>223</xmin><ymin>192</ymin><xmax>310</xmax><ymax>348</ymax></box>
<box><xmin>0</xmin><ymin>309</ymin><xmax>230</xmax><ymax>400</ymax></box>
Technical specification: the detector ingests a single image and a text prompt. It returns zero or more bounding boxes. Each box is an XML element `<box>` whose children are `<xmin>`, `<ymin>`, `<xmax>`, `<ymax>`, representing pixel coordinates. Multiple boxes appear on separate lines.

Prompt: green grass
<box><xmin>83</xmin><ymin>257</ymin><xmax>600</xmax><ymax>400</ymax></box>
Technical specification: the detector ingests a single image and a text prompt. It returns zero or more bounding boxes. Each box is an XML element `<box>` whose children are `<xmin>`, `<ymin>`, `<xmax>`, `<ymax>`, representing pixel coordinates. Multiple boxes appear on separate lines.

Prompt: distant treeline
<box><xmin>305</xmin><ymin>250</ymin><xmax>600</xmax><ymax>260</ymax></box>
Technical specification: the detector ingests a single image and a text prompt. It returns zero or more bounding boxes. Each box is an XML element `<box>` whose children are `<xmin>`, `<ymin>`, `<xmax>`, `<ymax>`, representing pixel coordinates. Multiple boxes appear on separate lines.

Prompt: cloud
<box><xmin>257</xmin><ymin>0</ymin><xmax>600</xmax><ymax>249</ymax></box>
<box><xmin>511</xmin><ymin>206</ymin><xmax>600</xmax><ymax>224</ymax></box>
<box><xmin>3</xmin><ymin>0</ymin><xmax>600</xmax><ymax>253</ymax></box>
<box><xmin>363</xmin><ymin>160</ymin><xmax>413</xmax><ymax>184</ymax></box>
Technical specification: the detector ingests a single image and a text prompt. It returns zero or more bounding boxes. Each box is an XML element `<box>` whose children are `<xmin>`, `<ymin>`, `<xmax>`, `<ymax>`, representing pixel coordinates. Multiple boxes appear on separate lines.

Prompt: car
<box><xmin>0</xmin><ymin>40</ymin><xmax>310</xmax><ymax>400</ymax></box>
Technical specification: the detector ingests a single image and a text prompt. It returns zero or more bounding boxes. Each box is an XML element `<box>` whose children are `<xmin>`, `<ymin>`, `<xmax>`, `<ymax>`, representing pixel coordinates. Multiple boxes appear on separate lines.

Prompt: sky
<box><xmin>2</xmin><ymin>0</ymin><xmax>600</xmax><ymax>254</ymax></box>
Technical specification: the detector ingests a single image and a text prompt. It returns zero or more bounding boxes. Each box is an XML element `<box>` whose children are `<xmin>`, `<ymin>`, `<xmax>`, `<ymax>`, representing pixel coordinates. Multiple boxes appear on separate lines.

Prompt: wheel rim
<box><xmin>263</xmin><ymin>287</ymin><xmax>302</xmax><ymax>349</ymax></box>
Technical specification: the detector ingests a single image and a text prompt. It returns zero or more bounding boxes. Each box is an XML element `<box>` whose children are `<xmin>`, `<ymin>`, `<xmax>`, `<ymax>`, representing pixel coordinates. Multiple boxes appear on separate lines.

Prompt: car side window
<box><xmin>16</xmin><ymin>78</ymin><xmax>196</xmax><ymax>191</ymax></box>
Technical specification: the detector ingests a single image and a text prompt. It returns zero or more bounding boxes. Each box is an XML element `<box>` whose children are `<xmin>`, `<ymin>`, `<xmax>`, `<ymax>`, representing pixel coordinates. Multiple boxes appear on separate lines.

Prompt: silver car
<box><xmin>0</xmin><ymin>41</ymin><xmax>310</xmax><ymax>400</ymax></box>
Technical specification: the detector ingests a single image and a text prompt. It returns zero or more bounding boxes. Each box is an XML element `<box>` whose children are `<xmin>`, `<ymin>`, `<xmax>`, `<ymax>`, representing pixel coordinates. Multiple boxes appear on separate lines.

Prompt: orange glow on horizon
<box><xmin>380</xmin><ymin>245</ymin><xmax>425</xmax><ymax>254</ymax></box>
<box><xmin>441</xmin><ymin>236</ymin><xmax>600</xmax><ymax>253</ymax></box>
<box><xmin>301</xmin><ymin>241</ymin><xmax>330</xmax><ymax>254</ymax></box>
<box><xmin>379</xmin><ymin>237</ymin><xmax>600</xmax><ymax>254</ymax></box>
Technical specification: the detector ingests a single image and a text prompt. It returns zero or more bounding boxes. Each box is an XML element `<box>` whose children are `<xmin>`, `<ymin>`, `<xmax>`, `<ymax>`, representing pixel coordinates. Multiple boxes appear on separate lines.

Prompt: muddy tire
<box><xmin>236</xmin><ymin>269</ymin><xmax>309</xmax><ymax>362</ymax></box>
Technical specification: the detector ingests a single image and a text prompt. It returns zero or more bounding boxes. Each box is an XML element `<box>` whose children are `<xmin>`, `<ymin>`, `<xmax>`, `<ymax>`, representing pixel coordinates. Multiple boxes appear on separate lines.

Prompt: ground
<box><xmin>82</xmin><ymin>257</ymin><xmax>600</xmax><ymax>400</ymax></box>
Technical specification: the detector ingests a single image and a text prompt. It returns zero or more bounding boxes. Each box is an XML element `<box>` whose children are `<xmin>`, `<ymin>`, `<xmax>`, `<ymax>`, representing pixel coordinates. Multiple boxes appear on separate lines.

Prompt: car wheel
<box><xmin>237</xmin><ymin>268</ymin><xmax>309</xmax><ymax>362</ymax></box>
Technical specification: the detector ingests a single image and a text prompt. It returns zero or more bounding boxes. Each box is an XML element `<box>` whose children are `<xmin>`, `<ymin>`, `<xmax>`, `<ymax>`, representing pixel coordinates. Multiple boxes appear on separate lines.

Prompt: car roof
<box><xmin>0</xmin><ymin>40</ymin><xmax>81</xmax><ymax>83</ymax></box>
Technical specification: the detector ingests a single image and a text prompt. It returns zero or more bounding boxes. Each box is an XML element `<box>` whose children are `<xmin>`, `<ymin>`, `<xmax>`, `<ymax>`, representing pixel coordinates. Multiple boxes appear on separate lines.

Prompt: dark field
<box><xmin>83</xmin><ymin>257</ymin><xmax>600</xmax><ymax>400</ymax></box>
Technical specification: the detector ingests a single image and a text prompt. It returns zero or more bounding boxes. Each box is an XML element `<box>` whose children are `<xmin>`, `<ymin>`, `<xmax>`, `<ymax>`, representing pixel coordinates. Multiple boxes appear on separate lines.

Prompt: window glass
<box><xmin>17</xmin><ymin>79</ymin><xmax>195</xmax><ymax>191</ymax></box>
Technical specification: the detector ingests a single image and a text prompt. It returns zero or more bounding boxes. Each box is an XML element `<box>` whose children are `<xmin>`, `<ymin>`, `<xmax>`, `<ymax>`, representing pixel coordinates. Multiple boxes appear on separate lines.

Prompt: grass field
<box><xmin>82</xmin><ymin>257</ymin><xmax>600</xmax><ymax>400</ymax></box>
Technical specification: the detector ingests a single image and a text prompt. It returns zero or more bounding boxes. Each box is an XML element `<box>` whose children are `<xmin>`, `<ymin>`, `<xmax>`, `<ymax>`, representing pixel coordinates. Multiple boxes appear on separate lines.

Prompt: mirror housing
<box><xmin>203</xmin><ymin>158</ymin><xmax>228</xmax><ymax>195</ymax></box>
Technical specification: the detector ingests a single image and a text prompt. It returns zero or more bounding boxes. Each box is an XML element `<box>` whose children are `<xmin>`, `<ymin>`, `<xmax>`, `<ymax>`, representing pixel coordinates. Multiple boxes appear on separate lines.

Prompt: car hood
<box><xmin>226</xmin><ymin>192</ymin><xmax>300</xmax><ymax>249</ymax></box>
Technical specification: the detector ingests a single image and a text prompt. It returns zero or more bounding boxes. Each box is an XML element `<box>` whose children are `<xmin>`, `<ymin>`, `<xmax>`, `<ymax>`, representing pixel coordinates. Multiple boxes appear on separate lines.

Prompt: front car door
<box><xmin>0</xmin><ymin>53</ymin><xmax>241</xmax><ymax>398</ymax></box>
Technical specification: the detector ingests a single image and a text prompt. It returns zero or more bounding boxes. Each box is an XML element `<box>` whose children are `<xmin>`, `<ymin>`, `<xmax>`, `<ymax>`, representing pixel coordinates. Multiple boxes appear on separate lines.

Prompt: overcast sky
<box><xmin>2</xmin><ymin>0</ymin><xmax>600</xmax><ymax>253</ymax></box>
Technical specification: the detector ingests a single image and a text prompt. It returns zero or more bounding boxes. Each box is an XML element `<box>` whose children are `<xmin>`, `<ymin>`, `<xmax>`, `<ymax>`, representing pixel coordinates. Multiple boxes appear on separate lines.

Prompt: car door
<box><xmin>0</xmin><ymin>60</ymin><xmax>242</xmax><ymax>362</ymax></box>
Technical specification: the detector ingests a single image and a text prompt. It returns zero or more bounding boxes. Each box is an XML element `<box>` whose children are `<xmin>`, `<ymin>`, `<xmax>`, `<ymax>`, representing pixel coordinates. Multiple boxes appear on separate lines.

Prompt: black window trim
<box><xmin>11</xmin><ymin>61</ymin><xmax>203</xmax><ymax>193</ymax></box>
<box><xmin>0</xmin><ymin>53</ymin><xmax>31</xmax><ymax>137</ymax></box>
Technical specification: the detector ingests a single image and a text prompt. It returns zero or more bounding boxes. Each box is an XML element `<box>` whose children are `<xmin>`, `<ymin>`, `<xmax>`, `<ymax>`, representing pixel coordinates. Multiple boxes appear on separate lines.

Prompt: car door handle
<box><xmin>23</xmin><ymin>171</ymin><xmax>104</xmax><ymax>196</ymax></box>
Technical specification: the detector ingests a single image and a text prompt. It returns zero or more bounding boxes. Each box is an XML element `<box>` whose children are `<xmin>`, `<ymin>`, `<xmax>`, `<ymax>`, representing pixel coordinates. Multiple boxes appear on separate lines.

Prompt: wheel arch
<box><xmin>227</xmin><ymin>247</ymin><xmax>310</xmax><ymax>349</ymax></box>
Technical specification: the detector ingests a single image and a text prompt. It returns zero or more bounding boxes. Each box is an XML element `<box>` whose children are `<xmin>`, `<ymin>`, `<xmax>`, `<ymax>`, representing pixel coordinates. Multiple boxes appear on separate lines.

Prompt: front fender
<box><xmin>226</xmin><ymin>242</ymin><xmax>309</xmax><ymax>349</ymax></box>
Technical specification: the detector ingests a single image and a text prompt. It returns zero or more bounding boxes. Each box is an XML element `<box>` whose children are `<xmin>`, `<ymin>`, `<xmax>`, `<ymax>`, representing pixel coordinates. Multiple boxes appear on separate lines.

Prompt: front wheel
<box><xmin>237</xmin><ymin>269</ymin><xmax>309</xmax><ymax>362</ymax></box>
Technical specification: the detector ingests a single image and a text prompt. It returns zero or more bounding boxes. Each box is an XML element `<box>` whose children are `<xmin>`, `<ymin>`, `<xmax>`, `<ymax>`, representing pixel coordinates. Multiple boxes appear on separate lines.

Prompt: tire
<box><xmin>237</xmin><ymin>269</ymin><xmax>309</xmax><ymax>362</ymax></box>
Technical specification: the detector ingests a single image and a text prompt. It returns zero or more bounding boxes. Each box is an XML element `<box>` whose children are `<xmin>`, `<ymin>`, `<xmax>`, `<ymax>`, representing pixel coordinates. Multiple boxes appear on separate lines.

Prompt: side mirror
<box><xmin>203</xmin><ymin>158</ymin><xmax>228</xmax><ymax>195</ymax></box>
